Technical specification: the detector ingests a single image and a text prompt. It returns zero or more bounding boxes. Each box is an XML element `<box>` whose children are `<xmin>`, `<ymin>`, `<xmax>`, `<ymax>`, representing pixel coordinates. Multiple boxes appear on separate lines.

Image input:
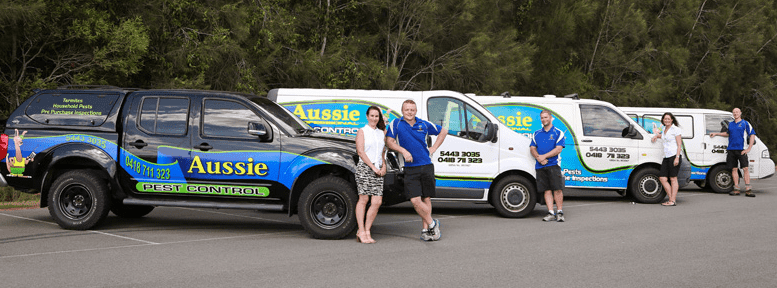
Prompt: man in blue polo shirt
<box><xmin>386</xmin><ymin>99</ymin><xmax>448</xmax><ymax>241</ymax></box>
<box><xmin>530</xmin><ymin>110</ymin><xmax>566</xmax><ymax>222</ymax></box>
<box><xmin>710</xmin><ymin>108</ymin><xmax>757</xmax><ymax>197</ymax></box>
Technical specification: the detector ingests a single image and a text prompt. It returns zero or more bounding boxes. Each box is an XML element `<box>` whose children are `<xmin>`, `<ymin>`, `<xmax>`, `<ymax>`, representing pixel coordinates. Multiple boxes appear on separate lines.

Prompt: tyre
<box><xmin>707</xmin><ymin>165</ymin><xmax>733</xmax><ymax>193</ymax></box>
<box><xmin>111</xmin><ymin>202</ymin><xmax>155</xmax><ymax>218</ymax></box>
<box><xmin>629</xmin><ymin>167</ymin><xmax>665</xmax><ymax>204</ymax></box>
<box><xmin>693</xmin><ymin>180</ymin><xmax>707</xmax><ymax>189</ymax></box>
<box><xmin>297</xmin><ymin>176</ymin><xmax>357</xmax><ymax>239</ymax></box>
<box><xmin>48</xmin><ymin>170</ymin><xmax>111</xmax><ymax>230</ymax></box>
<box><xmin>490</xmin><ymin>175</ymin><xmax>536</xmax><ymax>218</ymax></box>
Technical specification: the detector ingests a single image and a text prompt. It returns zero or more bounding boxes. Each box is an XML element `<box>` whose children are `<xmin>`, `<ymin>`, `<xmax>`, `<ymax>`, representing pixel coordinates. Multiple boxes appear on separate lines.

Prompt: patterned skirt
<box><xmin>356</xmin><ymin>161</ymin><xmax>384</xmax><ymax>196</ymax></box>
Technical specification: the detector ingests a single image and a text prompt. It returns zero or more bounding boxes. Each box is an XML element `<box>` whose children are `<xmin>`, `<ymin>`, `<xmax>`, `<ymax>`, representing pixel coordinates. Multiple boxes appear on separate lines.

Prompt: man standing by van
<box><xmin>530</xmin><ymin>110</ymin><xmax>566</xmax><ymax>222</ymax></box>
<box><xmin>386</xmin><ymin>100</ymin><xmax>447</xmax><ymax>241</ymax></box>
<box><xmin>710</xmin><ymin>108</ymin><xmax>756</xmax><ymax>197</ymax></box>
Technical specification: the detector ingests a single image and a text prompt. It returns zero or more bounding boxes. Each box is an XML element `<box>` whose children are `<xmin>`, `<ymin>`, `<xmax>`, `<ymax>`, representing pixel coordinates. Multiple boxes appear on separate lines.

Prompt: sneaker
<box><xmin>430</xmin><ymin>219</ymin><xmax>441</xmax><ymax>241</ymax></box>
<box><xmin>556</xmin><ymin>212</ymin><xmax>565</xmax><ymax>222</ymax></box>
<box><xmin>543</xmin><ymin>212</ymin><xmax>556</xmax><ymax>222</ymax></box>
<box><xmin>420</xmin><ymin>229</ymin><xmax>433</xmax><ymax>241</ymax></box>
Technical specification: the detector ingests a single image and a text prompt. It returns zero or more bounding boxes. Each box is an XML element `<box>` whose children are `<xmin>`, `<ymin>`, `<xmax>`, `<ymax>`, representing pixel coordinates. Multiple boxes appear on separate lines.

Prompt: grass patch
<box><xmin>0</xmin><ymin>186</ymin><xmax>40</xmax><ymax>210</ymax></box>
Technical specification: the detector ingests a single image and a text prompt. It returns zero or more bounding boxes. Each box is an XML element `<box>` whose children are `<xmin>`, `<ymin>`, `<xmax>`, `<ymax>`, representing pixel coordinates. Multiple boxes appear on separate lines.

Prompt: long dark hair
<box><xmin>367</xmin><ymin>106</ymin><xmax>386</xmax><ymax>131</ymax></box>
<box><xmin>662</xmin><ymin>112</ymin><xmax>680</xmax><ymax>128</ymax></box>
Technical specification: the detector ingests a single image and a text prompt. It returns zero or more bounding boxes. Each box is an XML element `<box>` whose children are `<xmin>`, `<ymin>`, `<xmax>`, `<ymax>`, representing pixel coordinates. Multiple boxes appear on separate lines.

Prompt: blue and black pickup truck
<box><xmin>1</xmin><ymin>86</ymin><xmax>404</xmax><ymax>239</ymax></box>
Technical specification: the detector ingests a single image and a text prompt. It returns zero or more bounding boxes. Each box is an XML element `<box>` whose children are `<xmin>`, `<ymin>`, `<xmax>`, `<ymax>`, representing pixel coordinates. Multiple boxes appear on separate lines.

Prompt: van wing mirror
<box><xmin>720</xmin><ymin>120</ymin><xmax>729</xmax><ymax>133</ymax></box>
<box><xmin>621</xmin><ymin>124</ymin><xmax>642</xmax><ymax>139</ymax></box>
<box><xmin>248</xmin><ymin>122</ymin><xmax>272</xmax><ymax>141</ymax></box>
<box><xmin>484</xmin><ymin>122</ymin><xmax>498</xmax><ymax>143</ymax></box>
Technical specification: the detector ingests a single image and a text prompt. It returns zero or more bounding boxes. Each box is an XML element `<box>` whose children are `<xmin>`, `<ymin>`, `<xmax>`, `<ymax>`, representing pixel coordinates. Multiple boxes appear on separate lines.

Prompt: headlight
<box><xmin>763</xmin><ymin>150</ymin><xmax>770</xmax><ymax>159</ymax></box>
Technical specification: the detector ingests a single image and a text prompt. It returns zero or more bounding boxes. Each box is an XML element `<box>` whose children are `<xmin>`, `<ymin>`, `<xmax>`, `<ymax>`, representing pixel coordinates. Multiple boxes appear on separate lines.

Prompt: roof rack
<box><xmin>56</xmin><ymin>85</ymin><xmax>122</xmax><ymax>90</ymax></box>
<box><xmin>563</xmin><ymin>93</ymin><xmax>579</xmax><ymax>100</ymax></box>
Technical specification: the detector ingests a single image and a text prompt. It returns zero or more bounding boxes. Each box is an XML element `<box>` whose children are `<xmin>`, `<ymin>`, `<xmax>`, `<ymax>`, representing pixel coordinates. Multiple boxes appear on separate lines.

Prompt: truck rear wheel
<box><xmin>48</xmin><ymin>170</ymin><xmax>111</xmax><ymax>230</ymax></box>
<box><xmin>298</xmin><ymin>176</ymin><xmax>357</xmax><ymax>239</ymax></box>
<box><xmin>111</xmin><ymin>202</ymin><xmax>155</xmax><ymax>218</ymax></box>
<box><xmin>490</xmin><ymin>175</ymin><xmax>536</xmax><ymax>218</ymax></box>
<box><xmin>707</xmin><ymin>165</ymin><xmax>733</xmax><ymax>193</ymax></box>
<box><xmin>629</xmin><ymin>167</ymin><xmax>666</xmax><ymax>204</ymax></box>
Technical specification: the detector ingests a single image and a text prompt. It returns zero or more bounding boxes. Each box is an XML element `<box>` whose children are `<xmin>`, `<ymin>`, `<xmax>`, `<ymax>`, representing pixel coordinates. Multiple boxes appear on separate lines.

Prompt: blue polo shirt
<box><xmin>727</xmin><ymin>119</ymin><xmax>755</xmax><ymax>150</ymax></box>
<box><xmin>530</xmin><ymin>125</ymin><xmax>566</xmax><ymax>169</ymax></box>
<box><xmin>386</xmin><ymin>117</ymin><xmax>443</xmax><ymax>167</ymax></box>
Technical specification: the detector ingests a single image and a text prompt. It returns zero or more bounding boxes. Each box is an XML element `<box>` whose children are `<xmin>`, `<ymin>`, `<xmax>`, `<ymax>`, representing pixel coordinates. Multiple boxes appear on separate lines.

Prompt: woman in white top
<box><xmin>354</xmin><ymin>106</ymin><xmax>387</xmax><ymax>243</ymax></box>
<box><xmin>651</xmin><ymin>112</ymin><xmax>683</xmax><ymax>206</ymax></box>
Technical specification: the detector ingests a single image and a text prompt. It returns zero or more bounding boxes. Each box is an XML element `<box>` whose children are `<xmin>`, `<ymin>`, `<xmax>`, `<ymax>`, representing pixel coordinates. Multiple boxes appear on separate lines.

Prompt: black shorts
<box><xmin>659</xmin><ymin>156</ymin><xmax>681</xmax><ymax>178</ymax></box>
<box><xmin>726</xmin><ymin>150</ymin><xmax>749</xmax><ymax>169</ymax></box>
<box><xmin>536</xmin><ymin>165</ymin><xmax>564</xmax><ymax>192</ymax></box>
<box><xmin>404</xmin><ymin>164</ymin><xmax>435</xmax><ymax>199</ymax></box>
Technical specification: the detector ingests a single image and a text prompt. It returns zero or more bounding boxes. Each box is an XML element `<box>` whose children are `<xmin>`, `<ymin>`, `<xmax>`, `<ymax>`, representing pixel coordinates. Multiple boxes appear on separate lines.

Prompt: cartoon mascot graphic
<box><xmin>5</xmin><ymin>129</ymin><xmax>35</xmax><ymax>177</ymax></box>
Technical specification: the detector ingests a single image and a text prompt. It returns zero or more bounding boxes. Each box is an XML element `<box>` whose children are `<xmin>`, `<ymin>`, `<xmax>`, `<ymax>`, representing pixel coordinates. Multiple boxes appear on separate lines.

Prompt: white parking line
<box><xmin>0</xmin><ymin>230</ymin><xmax>300</xmax><ymax>260</ymax></box>
<box><xmin>0</xmin><ymin>212</ymin><xmax>158</xmax><ymax>245</ymax></box>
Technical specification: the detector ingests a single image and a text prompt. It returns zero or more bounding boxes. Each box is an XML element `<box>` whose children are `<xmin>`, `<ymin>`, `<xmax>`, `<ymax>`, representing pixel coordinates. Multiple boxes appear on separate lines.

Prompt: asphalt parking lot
<box><xmin>2</xmin><ymin>177</ymin><xmax>777</xmax><ymax>288</ymax></box>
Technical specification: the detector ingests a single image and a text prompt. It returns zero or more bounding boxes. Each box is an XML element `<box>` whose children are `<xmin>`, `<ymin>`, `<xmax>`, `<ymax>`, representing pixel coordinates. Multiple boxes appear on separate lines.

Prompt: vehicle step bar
<box><xmin>123</xmin><ymin>198</ymin><xmax>285</xmax><ymax>211</ymax></box>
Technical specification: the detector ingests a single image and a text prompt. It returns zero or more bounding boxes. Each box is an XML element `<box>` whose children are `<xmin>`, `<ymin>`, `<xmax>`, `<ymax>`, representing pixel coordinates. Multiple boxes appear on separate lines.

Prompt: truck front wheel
<box><xmin>297</xmin><ymin>176</ymin><xmax>357</xmax><ymax>239</ymax></box>
<box><xmin>629</xmin><ymin>167</ymin><xmax>666</xmax><ymax>203</ymax></box>
<box><xmin>48</xmin><ymin>170</ymin><xmax>111</xmax><ymax>230</ymax></box>
<box><xmin>490</xmin><ymin>175</ymin><xmax>536</xmax><ymax>218</ymax></box>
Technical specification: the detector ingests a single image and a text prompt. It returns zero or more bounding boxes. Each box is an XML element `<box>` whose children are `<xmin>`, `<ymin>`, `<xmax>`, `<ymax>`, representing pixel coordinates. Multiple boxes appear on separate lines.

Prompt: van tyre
<box><xmin>707</xmin><ymin>165</ymin><xmax>733</xmax><ymax>193</ymax></box>
<box><xmin>298</xmin><ymin>176</ymin><xmax>357</xmax><ymax>239</ymax></box>
<box><xmin>48</xmin><ymin>170</ymin><xmax>111</xmax><ymax>230</ymax></box>
<box><xmin>491</xmin><ymin>175</ymin><xmax>536</xmax><ymax>218</ymax></box>
<box><xmin>111</xmin><ymin>202</ymin><xmax>155</xmax><ymax>218</ymax></box>
<box><xmin>630</xmin><ymin>167</ymin><xmax>666</xmax><ymax>204</ymax></box>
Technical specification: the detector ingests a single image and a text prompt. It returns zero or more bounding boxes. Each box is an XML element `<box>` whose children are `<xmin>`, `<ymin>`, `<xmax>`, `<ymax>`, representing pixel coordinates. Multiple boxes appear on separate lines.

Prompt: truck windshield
<box><xmin>249</xmin><ymin>97</ymin><xmax>312</xmax><ymax>134</ymax></box>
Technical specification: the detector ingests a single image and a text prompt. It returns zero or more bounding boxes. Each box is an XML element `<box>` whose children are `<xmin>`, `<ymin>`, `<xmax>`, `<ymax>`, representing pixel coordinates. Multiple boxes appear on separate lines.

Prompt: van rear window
<box><xmin>25</xmin><ymin>92</ymin><xmax>119</xmax><ymax>126</ymax></box>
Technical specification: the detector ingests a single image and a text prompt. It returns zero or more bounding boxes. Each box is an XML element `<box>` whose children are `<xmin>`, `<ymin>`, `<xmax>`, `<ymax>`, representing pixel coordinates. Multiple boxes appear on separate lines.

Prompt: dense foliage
<box><xmin>2</xmin><ymin>0</ymin><xmax>776</xmax><ymax>154</ymax></box>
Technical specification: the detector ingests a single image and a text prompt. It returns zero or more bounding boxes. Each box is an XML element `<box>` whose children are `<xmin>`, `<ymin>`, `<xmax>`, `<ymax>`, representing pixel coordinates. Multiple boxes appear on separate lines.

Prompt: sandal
<box><xmin>661</xmin><ymin>201</ymin><xmax>676</xmax><ymax>206</ymax></box>
<box><xmin>745</xmin><ymin>186</ymin><xmax>755</xmax><ymax>197</ymax></box>
<box><xmin>729</xmin><ymin>188</ymin><xmax>740</xmax><ymax>196</ymax></box>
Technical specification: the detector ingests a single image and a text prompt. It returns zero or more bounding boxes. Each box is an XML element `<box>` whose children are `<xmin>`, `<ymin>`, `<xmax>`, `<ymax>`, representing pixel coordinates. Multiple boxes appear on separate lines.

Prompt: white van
<box><xmin>620</xmin><ymin>107</ymin><xmax>774</xmax><ymax>193</ymax></box>
<box><xmin>473</xmin><ymin>94</ymin><xmax>692</xmax><ymax>204</ymax></box>
<box><xmin>268</xmin><ymin>88</ymin><xmax>538</xmax><ymax>218</ymax></box>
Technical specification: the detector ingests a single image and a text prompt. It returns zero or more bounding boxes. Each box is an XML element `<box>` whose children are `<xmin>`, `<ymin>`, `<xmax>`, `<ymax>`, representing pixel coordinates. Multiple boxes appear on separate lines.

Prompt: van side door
<box><xmin>425</xmin><ymin>97</ymin><xmax>498</xmax><ymax>199</ymax></box>
<box><xmin>576</xmin><ymin>104</ymin><xmax>640</xmax><ymax>188</ymax></box>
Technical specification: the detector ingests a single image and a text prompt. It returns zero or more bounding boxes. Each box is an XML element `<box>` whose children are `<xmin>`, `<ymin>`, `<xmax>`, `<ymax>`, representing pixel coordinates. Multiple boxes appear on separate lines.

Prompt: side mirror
<box><xmin>248</xmin><ymin>122</ymin><xmax>272</xmax><ymax>141</ymax></box>
<box><xmin>484</xmin><ymin>122</ymin><xmax>498</xmax><ymax>143</ymax></box>
<box><xmin>720</xmin><ymin>120</ymin><xmax>729</xmax><ymax>133</ymax></box>
<box><xmin>621</xmin><ymin>125</ymin><xmax>642</xmax><ymax>139</ymax></box>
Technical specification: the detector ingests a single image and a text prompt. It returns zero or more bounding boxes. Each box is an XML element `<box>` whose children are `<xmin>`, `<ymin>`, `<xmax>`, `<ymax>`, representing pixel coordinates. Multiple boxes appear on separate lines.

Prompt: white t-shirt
<box><xmin>661</xmin><ymin>125</ymin><xmax>682</xmax><ymax>158</ymax></box>
<box><xmin>359</xmin><ymin>125</ymin><xmax>385</xmax><ymax>167</ymax></box>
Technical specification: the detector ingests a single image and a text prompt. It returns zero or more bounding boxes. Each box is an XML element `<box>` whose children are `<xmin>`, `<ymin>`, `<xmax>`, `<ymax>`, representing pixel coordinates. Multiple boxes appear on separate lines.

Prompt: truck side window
<box><xmin>138</xmin><ymin>97</ymin><xmax>189</xmax><ymax>135</ymax></box>
<box><xmin>203</xmin><ymin>99</ymin><xmax>264</xmax><ymax>139</ymax></box>
<box><xmin>580</xmin><ymin>105</ymin><xmax>629</xmax><ymax>138</ymax></box>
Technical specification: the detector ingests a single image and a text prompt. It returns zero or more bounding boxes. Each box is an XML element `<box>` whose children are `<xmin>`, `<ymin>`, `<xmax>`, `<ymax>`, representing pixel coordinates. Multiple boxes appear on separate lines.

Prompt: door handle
<box><xmin>581</xmin><ymin>139</ymin><xmax>593</xmax><ymax>143</ymax></box>
<box><xmin>132</xmin><ymin>140</ymin><xmax>148</xmax><ymax>148</ymax></box>
<box><xmin>195</xmin><ymin>143</ymin><xmax>213</xmax><ymax>151</ymax></box>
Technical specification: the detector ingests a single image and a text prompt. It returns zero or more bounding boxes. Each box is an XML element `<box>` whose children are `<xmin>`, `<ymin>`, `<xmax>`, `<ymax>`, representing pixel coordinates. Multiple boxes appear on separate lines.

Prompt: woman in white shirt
<box><xmin>354</xmin><ymin>106</ymin><xmax>387</xmax><ymax>243</ymax></box>
<box><xmin>651</xmin><ymin>112</ymin><xmax>683</xmax><ymax>206</ymax></box>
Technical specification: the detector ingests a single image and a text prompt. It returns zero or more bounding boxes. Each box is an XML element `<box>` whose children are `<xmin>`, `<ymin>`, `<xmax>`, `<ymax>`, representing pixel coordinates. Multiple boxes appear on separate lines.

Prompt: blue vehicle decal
<box><xmin>2</xmin><ymin>133</ymin><xmax>331</xmax><ymax>196</ymax></box>
<box><xmin>435</xmin><ymin>175</ymin><xmax>492</xmax><ymax>189</ymax></box>
<box><xmin>280</xmin><ymin>100</ymin><xmax>401</xmax><ymax>136</ymax></box>
<box><xmin>485</xmin><ymin>103</ymin><xmax>634</xmax><ymax>188</ymax></box>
